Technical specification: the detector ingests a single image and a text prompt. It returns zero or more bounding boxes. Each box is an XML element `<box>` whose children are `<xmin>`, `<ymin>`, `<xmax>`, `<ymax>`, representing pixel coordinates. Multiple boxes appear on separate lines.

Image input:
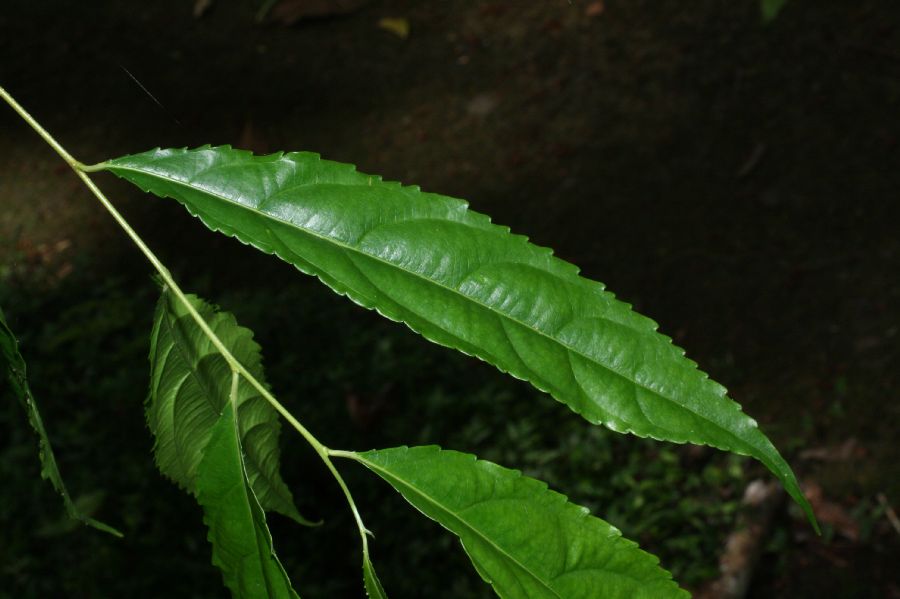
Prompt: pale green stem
<box><xmin>328</xmin><ymin>449</ymin><xmax>361</xmax><ymax>461</ymax></box>
<box><xmin>230</xmin><ymin>370</ymin><xmax>240</xmax><ymax>410</ymax></box>
<box><xmin>0</xmin><ymin>83</ymin><xmax>370</xmax><ymax>553</ymax></box>
<box><xmin>328</xmin><ymin>449</ymin><xmax>373</xmax><ymax>557</ymax></box>
<box><xmin>0</xmin><ymin>86</ymin><xmax>83</xmax><ymax>169</ymax></box>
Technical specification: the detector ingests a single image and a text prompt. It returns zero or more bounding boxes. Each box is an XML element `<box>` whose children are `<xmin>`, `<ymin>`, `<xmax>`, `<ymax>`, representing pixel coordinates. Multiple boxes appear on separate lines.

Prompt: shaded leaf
<box><xmin>104</xmin><ymin>146</ymin><xmax>815</xmax><ymax>527</ymax></box>
<box><xmin>148</xmin><ymin>287</ymin><xmax>314</xmax><ymax>525</ymax></box>
<box><xmin>0</xmin><ymin>306</ymin><xmax>121</xmax><ymax>537</ymax></box>
<box><xmin>353</xmin><ymin>445</ymin><xmax>688</xmax><ymax>599</ymax></box>
<box><xmin>196</xmin><ymin>385</ymin><xmax>300</xmax><ymax>598</ymax></box>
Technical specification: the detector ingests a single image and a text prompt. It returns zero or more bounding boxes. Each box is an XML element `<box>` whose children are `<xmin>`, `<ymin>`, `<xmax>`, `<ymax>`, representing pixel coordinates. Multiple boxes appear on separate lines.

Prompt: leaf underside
<box><xmin>197</xmin><ymin>393</ymin><xmax>300</xmax><ymax>599</ymax></box>
<box><xmin>357</xmin><ymin>445</ymin><xmax>689</xmax><ymax>599</ymax></box>
<box><xmin>148</xmin><ymin>288</ymin><xmax>313</xmax><ymax>526</ymax></box>
<box><xmin>0</xmin><ymin>306</ymin><xmax>121</xmax><ymax>537</ymax></box>
<box><xmin>149</xmin><ymin>289</ymin><xmax>304</xmax><ymax>597</ymax></box>
<box><xmin>105</xmin><ymin>146</ymin><xmax>815</xmax><ymax>527</ymax></box>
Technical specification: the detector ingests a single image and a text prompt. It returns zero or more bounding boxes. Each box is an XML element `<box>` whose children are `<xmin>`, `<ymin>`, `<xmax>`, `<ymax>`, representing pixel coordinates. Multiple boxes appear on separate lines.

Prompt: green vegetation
<box><xmin>0</xmin><ymin>85</ymin><xmax>815</xmax><ymax>597</ymax></box>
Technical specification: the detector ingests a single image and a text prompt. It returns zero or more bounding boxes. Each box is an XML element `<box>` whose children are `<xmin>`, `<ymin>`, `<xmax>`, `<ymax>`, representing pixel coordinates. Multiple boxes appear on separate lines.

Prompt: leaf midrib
<box><xmin>232</xmin><ymin>413</ymin><xmax>279</xmax><ymax>598</ymax></box>
<box><xmin>111</xmin><ymin>160</ymin><xmax>755</xmax><ymax>452</ymax></box>
<box><xmin>206</xmin><ymin>397</ymin><xmax>280</xmax><ymax>597</ymax></box>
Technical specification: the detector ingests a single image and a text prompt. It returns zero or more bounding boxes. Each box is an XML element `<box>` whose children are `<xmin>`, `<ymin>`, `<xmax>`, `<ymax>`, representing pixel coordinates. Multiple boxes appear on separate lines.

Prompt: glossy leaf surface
<box><xmin>0</xmin><ymin>306</ymin><xmax>121</xmax><ymax>537</ymax></box>
<box><xmin>354</xmin><ymin>446</ymin><xmax>688</xmax><ymax>599</ymax></box>
<box><xmin>105</xmin><ymin>146</ymin><xmax>814</xmax><ymax>525</ymax></box>
<box><xmin>197</xmin><ymin>388</ymin><xmax>300</xmax><ymax>599</ymax></box>
<box><xmin>148</xmin><ymin>288</ymin><xmax>313</xmax><ymax>525</ymax></box>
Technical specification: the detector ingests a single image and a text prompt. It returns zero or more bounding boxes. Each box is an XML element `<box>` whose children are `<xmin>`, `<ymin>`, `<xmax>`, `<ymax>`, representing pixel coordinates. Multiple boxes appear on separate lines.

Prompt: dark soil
<box><xmin>1</xmin><ymin>1</ymin><xmax>898</xmax><ymax>597</ymax></box>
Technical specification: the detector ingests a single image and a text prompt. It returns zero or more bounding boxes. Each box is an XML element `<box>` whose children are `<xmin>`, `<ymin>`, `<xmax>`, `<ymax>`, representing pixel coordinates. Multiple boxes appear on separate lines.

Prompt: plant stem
<box><xmin>328</xmin><ymin>449</ymin><xmax>373</xmax><ymax>555</ymax></box>
<box><xmin>328</xmin><ymin>449</ymin><xmax>360</xmax><ymax>461</ymax></box>
<box><xmin>0</xmin><ymin>83</ymin><xmax>371</xmax><ymax>551</ymax></box>
<box><xmin>0</xmin><ymin>86</ymin><xmax>83</xmax><ymax>169</ymax></box>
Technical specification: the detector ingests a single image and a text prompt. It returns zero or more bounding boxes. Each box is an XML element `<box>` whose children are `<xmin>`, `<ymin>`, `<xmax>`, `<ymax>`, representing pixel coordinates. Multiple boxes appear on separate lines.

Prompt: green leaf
<box><xmin>0</xmin><ymin>306</ymin><xmax>122</xmax><ymax>537</ymax></box>
<box><xmin>148</xmin><ymin>287</ymin><xmax>315</xmax><ymax>526</ymax></box>
<box><xmin>363</xmin><ymin>553</ymin><xmax>388</xmax><ymax>599</ymax></box>
<box><xmin>104</xmin><ymin>146</ymin><xmax>815</xmax><ymax>528</ymax></box>
<box><xmin>761</xmin><ymin>0</ymin><xmax>787</xmax><ymax>22</ymax></box>
<box><xmin>352</xmin><ymin>445</ymin><xmax>688</xmax><ymax>599</ymax></box>
<box><xmin>196</xmin><ymin>380</ymin><xmax>300</xmax><ymax>599</ymax></box>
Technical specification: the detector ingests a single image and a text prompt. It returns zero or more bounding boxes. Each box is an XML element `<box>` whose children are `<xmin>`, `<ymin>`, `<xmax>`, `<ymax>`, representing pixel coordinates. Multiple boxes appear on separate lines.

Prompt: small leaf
<box><xmin>104</xmin><ymin>146</ymin><xmax>816</xmax><ymax>528</ymax></box>
<box><xmin>148</xmin><ymin>288</ymin><xmax>315</xmax><ymax>526</ymax></box>
<box><xmin>353</xmin><ymin>445</ymin><xmax>689</xmax><ymax>599</ymax></box>
<box><xmin>377</xmin><ymin>17</ymin><xmax>410</xmax><ymax>39</ymax></box>
<box><xmin>196</xmin><ymin>386</ymin><xmax>300</xmax><ymax>599</ymax></box>
<box><xmin>0</xmin><ymin>306</ymin><xmax>121</xmax><ymax>537</ymax></box>
<box><xmin>363</xmin><ymin>553</ymin><xmax>388</xmax><ymax>599</ymax></box>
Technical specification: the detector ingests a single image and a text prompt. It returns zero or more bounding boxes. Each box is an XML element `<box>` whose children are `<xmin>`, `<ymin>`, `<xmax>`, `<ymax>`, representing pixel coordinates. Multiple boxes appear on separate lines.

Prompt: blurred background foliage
<box><xmin>1</xmin><ymin>1</ymin><xmax>898</xmax><ymax>597</ymax></box>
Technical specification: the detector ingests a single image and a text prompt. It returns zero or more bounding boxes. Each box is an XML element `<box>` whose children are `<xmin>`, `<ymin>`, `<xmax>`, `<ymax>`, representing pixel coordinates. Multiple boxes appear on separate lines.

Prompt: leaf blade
<box><xmin>363</xmin><ymin>553</ymin><xmax>388</xmax><ymax>599</ymax></box>
<box><xmin>0</xmin><ymin>306</ymin><xmax>121</xmax><ymax>537</ymax></box>
<box><xmin>354</xmin><ymin>445</ymin><xmax>688</xmax><ymax>599</ymax></box>
<box><xmin>105</xmin><ymin>146</ymin><xmax>815</xmax><ymax>526</ymax></box>
<box><xmin>196</xmin><ymin>387</ymin><xmax>300</xmax><ymax>599</ymax></box>
<box><xmin>148</xmin><ymin>287</ymin><xmax>315</xmax><ymax>526</ymax></box>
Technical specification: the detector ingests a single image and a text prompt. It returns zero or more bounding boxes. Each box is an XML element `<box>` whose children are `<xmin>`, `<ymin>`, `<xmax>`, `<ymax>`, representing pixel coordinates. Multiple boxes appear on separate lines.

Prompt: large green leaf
<box><xmin>148</xmin><ymin>287</ymin><xmax>314</xmax><ymax>526</ymax></box>
<box><xmin>350</xmin><ymin>445</ymin><xmax>688</xmax><ymax>599</ymax></box>
<box><xmin>0</xmin><ymin>306</ymin><xmax>121</xmax><ymax>537</ymax></box>
<box><xmin>196</xmin><ymin>380</ymin><xmax>300</xmax><ymax>599</ymax></box>
<box><xmin>104</xmin><ymin>146</ymin><xmax>814</xmax><ymax>526</ymax></box>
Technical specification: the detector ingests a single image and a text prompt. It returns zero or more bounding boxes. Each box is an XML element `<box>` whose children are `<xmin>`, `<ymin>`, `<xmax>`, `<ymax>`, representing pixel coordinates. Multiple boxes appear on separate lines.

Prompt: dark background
<box><xmin>1</xmin><ymin>1</ymin><xmax>898</xmax><ymax>597</ymax></box>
